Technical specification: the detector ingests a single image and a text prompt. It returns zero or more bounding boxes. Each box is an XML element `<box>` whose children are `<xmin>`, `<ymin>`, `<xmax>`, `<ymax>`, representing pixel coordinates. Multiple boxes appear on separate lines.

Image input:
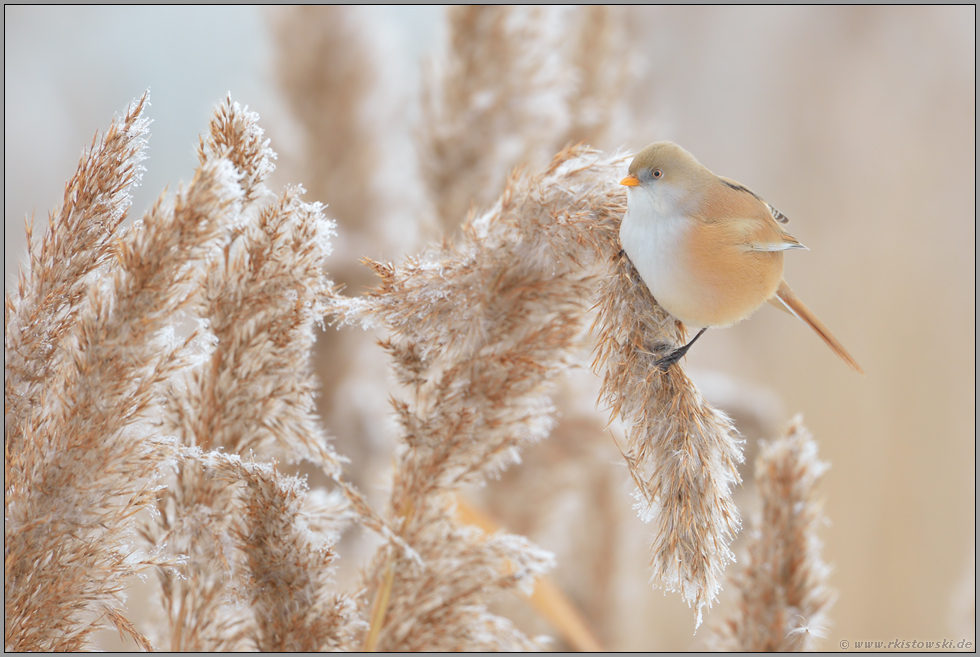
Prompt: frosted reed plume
<box><xmin>592</xmin><ymin>251</ymin><xmax>744</xmax><ymax>628</ymax></box>
<box><xmin>197</xmin><ymin>452</ymin><xmax>362</xmax><ymax>652</ymax></box>
<box><xmin>269</xmin><ymin>6</ymin><xmax>427</xmax><ymax>497</ymax></box>
<box><xmin>147</xmin><ymin>97</ymin><xmax>351</xmax><ymax>651</ymax></box>
<box><xmin>5</xmin><ymin>94</ymin><xmax>150</xmax><ymax>452</ymax></box>
<box><xmin>416</xmin><ymin>7</ymin><xmax>633</xmax><ymax>646</ymax></box>
<box><xmin>5</xmin><ymin>93</ymin><xmax>242</xmax><ymax>651</ymax></box>
<box><xmin>709</xmin><ymin>416</ymin><xmax>835</xmax><ymax>651</ymax></box>
<box><xmin>334</xmin><ymin>146</ymin><xmax>627</xmax><ymax>650</ymax></box>
<box><xmin>163</xmin><ymin>96</ymin><xmax>338</xmax><ymax>469</ymax></box>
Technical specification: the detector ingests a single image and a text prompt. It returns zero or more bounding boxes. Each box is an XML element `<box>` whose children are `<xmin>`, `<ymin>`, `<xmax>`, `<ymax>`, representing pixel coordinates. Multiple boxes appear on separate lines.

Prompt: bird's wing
<box><xmin>742</xmin><ymin>231</ymin><xmax>807</xmax><ymax>252</ymax></box>
<box><xmin>719</xmin><ymin>176</ymin><xmax>790</xmax><ymax>223</ymax></box>
<box><xmin>723</xmin><ymin>214</ymin><xmax>807</xmax><ymax>252</ymax></box>
<box><xmin>710</xmin><ymin>175</ymin><xmax>803</xmax><ymax>251</ymax></box>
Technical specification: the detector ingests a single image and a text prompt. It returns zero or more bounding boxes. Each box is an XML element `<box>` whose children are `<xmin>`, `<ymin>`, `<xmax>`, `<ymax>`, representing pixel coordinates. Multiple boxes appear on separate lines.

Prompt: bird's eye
<box><xmin>652</xmin><ymin>169</ymin><xmax>663</xmax><ymax>179</ymax></box>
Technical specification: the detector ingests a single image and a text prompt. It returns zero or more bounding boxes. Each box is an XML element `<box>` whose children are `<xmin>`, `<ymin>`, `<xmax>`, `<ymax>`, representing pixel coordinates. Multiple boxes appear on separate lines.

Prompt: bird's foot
<box><xmin>651</xmin><ymin>327</ymin><xmax>708</xmax><ymax>372</ymax></box>
<box><xmin>653</xmin><ymin>345</ymin><xmax>688</xmax><ymax>371</ymax></box>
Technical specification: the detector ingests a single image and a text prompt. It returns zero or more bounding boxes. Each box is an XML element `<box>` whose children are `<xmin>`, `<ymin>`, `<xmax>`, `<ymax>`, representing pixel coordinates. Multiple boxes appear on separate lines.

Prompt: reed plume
<box><xmin>163</xmin><ymin>96</ymin><xmax>338</xmax><ymax>469</ymax></box>
<box><xmin>415</xmin><ymin>7</ymin><xmax>633</xmax><ymax>646</ymax></box>
<box><xmin>5</xmin><ymin>94</ymin><xmax>150</xmax><ymax>452</ymax></box>
<box><xmin>270</xmin><ymin>6</ymin><xmax>385</xmax><ymax>252</ymax></box>
<box><xmin>4</xmin><ymin>92</ymin><xmax>361</xmax><ymax>652</ymax></box>
<box><xmin>708</xmin><ymin>416</ymin><xmax>835</xmax><ymax>651</ymax></box>
<box><xmin>269</xmin><ymin>6</ymin><xmax>423</xmax><ymax>496</ymax></box>
<box><xmin>333</xmin><ymin>146</ymin><xmax>628</xmax><ymax>650</ymax></box>
<box><xmin>337</xmin><ymin>140</ymin><xmax>746</xmax><ymax>642</ymax></box>
<box><xmin>560</xmin><ymin>5</ymin><xmax>630</xmax><ymax>149</ymax></box>
<box><xmin>591</xmin><ymin>249</ymin><xmax>744</xmax><ymax>629</ymax></box>
<box><xmin>5</xmin><ymin>92</ymin><xmax>242</xmax><ymax>651</ymax></box>
<box><xmin>204</xmin><ymin>451</ymin><xmax>362</xmax><ymax>652</ymax></box>
<box><xmin>147</xmin><ymin>97</ymin><xmax>348</xmax><ymax>651</ymax></box>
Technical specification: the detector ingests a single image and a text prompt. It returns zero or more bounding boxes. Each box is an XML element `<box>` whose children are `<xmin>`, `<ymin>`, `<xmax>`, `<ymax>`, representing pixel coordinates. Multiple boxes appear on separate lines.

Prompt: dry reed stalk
<box><xmin>708</xmin><ymin>416</ymin><xmax>835</xmax><ymax>651</ymax></box>
<box><xmin>147</xmin><ymin>97</ymin><xmax>349</xmax><ymax>651</ymax></box>
<box><xmin>5</xmin><ymin>93</ymin><xmax>243</xmax><ymax>651</ymax></box>
<box><xmin>591</xmin><ymin>236</ymin><xmax>744</xmax><ymax>630</ymax></box>
<box><xmin>333</xmin><ymin>146</ymin><xmax>627</xmax><ymax>650</ymax></box>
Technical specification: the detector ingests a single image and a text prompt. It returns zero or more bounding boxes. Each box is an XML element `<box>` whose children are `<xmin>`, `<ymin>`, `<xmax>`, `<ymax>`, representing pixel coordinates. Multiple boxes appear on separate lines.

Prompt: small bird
<box><xmin>619</xmin><ymin>141</ymin><xmax>862</xmax><ymax>373</ymax></box>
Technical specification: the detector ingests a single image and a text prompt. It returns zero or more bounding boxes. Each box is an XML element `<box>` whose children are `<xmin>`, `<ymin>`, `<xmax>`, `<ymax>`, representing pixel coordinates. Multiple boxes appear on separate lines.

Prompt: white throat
<box><xmin>619</xmin><ymin>182</ymin><xmax>697</xmax><ymax>324</ymax></box>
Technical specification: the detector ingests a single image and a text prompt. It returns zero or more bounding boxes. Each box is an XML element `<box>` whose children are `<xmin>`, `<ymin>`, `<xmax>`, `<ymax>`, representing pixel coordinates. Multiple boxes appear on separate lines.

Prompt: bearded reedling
<box><xmin>619</xmin><ymin>142</ymin><xmax>862</xmax><ymax>373</ymax></box>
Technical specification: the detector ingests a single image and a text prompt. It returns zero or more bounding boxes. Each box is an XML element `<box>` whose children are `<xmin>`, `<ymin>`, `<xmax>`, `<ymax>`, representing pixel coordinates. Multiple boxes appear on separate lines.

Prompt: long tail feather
<box><xmin>771</xmin><ymin>280</ymin><xmax>864</xmax><ymax>374</ymax></box>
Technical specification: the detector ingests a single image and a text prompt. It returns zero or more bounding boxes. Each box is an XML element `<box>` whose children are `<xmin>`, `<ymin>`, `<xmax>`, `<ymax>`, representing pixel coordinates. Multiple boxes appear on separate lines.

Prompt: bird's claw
<box><xmin>653</xmin><ymin>348</ymin><xmax>684</xmax><ymax>371</ymax></box>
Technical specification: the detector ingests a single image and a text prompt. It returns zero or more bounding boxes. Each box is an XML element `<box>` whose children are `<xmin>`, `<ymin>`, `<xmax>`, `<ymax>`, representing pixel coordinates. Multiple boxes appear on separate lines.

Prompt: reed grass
<box><xmin>4</xmin><ymin>8</ymin><xmax>847</xmax><ymax>651</ymax></box>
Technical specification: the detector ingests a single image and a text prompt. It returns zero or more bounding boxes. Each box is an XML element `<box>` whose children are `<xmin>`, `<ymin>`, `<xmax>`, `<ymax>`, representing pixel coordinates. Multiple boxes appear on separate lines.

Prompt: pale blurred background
<box><xmin>5</xmin><ymin>6</ymin><xmax>975</xmax><ymax>651</ymax></box>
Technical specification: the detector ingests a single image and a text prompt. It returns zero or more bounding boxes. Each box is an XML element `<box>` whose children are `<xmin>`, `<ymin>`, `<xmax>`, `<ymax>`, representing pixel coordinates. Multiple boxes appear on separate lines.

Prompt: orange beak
<box><xmin>620</xmin><ymin>174</ymin><xmax>640</xmax><ymax>187</ymax></box>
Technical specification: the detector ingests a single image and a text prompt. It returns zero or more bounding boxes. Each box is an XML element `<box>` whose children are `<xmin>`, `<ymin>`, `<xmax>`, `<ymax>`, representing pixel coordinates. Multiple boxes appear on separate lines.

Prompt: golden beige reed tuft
<box><xmin>145</xmin><ymin>97</ymin><xmax>350</xmax><ymax>651</ymax></box>
<box><xmin>592</xmin><ymin>252</ymin><xmax>744</xmax><ymax>628</ymax></box>
<box><xmin>270</xmin><ymin>6</ymin><xmax>379</xmax><ymax>239</ymax></box>
<box><xmin>5</xmin><ymin>93</ymin><xmax>240</xmax><ymax>651</ymax></box>
<box><xmin>5</xmin><ymin>95</ymin><xmax>356</xmax><ymax>652</ymax></box>
<box><xmin>332</xmin><ymin>146</ymin><xmax>627</xmax><ymax>651</ymax></box>
<box><xmin>420</xmin><ymin>6</ymin><xmax>569</xmax><ymax>233</ymax></box>
<box><xmin>708</xmin><ymin>416</ymin><xmax>835</xmax><ymax>651</ymax></box>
